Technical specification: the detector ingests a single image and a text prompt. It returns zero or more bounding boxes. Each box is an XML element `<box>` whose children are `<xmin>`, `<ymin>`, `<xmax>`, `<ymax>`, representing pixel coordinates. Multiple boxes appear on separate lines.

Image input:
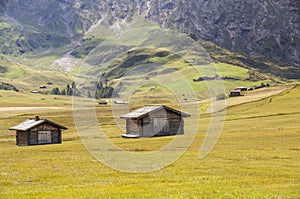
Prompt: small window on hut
<box><xmin>38</xmin><ymin>131</ymin><xmax>51</xmax><ymax>144</ymax></box>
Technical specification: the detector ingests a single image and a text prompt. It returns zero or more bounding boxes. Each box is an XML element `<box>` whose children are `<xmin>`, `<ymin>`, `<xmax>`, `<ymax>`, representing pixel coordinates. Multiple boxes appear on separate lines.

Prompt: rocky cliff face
<box><xmin>156</xmin><ymin>0</ymin><xmax>300</xmax><ymax>68</ymax></box>
<box><xmin>0</xmin><ymin>0</ymin><xmax>299</xmax><ymax>67</ymax></box>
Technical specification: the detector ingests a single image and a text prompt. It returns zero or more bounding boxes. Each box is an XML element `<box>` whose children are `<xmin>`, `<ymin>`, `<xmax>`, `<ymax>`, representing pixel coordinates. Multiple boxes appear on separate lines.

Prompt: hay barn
<box><xmin>120</xmin><ymin>106</ymin><xmax>190</xmax><ymax>138</ymax></box>
<box><xmin>9</xmin><ymin>116</ymin><xmax>67</xmax><ymax>146</ymax></box>
<box><xmin>229</xmin><ymin>89</ymin><xmax>242</xmax><ymax>97</ymax></box>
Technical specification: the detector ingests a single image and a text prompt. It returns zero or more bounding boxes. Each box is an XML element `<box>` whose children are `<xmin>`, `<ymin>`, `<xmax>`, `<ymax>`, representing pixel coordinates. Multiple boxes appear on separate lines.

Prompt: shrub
<box><xmin>216</xmin><ymin>93</ymin><xmax>226</xmax><ymax>101</ymax></box>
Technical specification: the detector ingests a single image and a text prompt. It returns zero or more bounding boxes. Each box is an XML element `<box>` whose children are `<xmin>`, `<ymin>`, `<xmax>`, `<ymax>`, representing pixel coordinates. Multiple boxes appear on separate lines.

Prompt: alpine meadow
<box><xmin>0</xmin><ymin>1</ymin><xmax>299</xmax><ymax>198</ymax></box>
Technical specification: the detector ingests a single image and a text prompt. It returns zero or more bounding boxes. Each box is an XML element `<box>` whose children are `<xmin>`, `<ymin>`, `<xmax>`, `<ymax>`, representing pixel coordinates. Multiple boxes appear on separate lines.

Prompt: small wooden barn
<box><xmin>98</xmin><ymin>100</ymin><xmax>108</xmax><ymax>105</ymax></box>
<box><xmin>229</xmin><ymin>89</ymin><xmax>242</xmax><ymax>97</ymax></box>
<box><xmin>236</xmin><ymin>86</ymin><xmax>248</xmax><ymax>91</ymax></box>
<box><xmin>120</xmin><ymin>106</ymin><xmax>190</xmax><ymax>138</ymax></box>
<box><xmin>9</xmin><ymin>116</ymin><xmax>67</xmax><ymax>146</ymax></box>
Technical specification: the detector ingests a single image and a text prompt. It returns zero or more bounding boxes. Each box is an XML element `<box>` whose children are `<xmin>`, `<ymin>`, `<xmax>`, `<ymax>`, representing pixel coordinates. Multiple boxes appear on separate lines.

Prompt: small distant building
<box><xmin>229</xmin><ymin>89</ymin><xmax>241</xmax><ymax>97</ymax></box>
<box><xmin>47</xmin><ymin>82</ymin><xmax>53</xmax><ymax>85</ymax></box>
<box><xmin>120</xmin><ymin>105</ymin><xmax>190</xmax><ymax>138</ymax></box>
<box><xmin>114</xmin><ymin>100</ymin><xmax>129</xmax><ymax>104</ymax></box>
<box><xmin>9</xmin><ymin>116</ymin><xmax>67</xmax><ymax>146</ymax></box>
<box><xmin>98</xmin><ymin>100</ymin><xmax>108</xmax><ymax>105</ymax></box>
<box><xmin>236</xmin><ymin>86</ymin><xmax>248</xmax><ymax>91</ymax></box>
<box><xmin>31</xmin><ymin>90</ymin><xmax>39</xmax><ymax>94</ymax></box>
<box><xmin>39</xmin><ymin>85</ymin><xmax>47</xmax><ymax>89</ymax></box>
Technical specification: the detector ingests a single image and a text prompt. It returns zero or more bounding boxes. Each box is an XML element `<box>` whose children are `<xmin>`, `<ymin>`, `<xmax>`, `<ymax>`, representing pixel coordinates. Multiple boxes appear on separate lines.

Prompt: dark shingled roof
<box><xmin>120</xmin><ymin>105</ymin><xmax>191</xmax><ymax>119</ymax></box>
<box><xmin>9</xmin><ymin>119</ymin><xmax>68</xmax><ymax>131</ymax></box>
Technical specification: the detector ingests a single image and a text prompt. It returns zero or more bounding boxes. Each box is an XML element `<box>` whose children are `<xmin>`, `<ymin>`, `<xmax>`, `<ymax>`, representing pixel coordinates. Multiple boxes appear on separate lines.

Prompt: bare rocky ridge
<box><xmin>0</xmin><ymin>0</ymin><xmax>299</xmax><ymax>68</ymax></box>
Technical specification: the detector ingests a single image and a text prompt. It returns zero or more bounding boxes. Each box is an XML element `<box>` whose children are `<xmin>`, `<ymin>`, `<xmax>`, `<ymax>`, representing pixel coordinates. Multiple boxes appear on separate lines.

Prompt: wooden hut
<box><xmin>236</xmin><ymin>86</ymin><xmax>248</xmax><ymax>91</ymax></box>
<box><xmin>229</xmin><ymin>89</ymin><xmax>241</xmax><ymax>97</ymax></box>
<box><xmin>9</xmin><ymin>116</ymin><xmax>67</xmax><ymax>146</ymax></box>
<box><xmin>120</xmin><ymin>106</ymin><xmax>190</xmax><ymax>138</ymax></box>
<box><xmin>98</xmin><ymin>100</ymin><xmax>108</xmax><ymax>105</ymax></box>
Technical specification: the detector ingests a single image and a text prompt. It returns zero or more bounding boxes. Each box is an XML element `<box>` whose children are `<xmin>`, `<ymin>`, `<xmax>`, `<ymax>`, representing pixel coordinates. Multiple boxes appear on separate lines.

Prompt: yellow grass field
<box><xmin>0</xmin><ymin>84</ymin><xmax>299</xmax><ymax>198</ymax></box>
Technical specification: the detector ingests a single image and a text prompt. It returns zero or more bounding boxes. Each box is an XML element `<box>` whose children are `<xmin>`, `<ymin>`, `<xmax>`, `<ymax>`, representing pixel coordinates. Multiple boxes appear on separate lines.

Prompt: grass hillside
<box><xmin>77</xmin><ymin>22</ymin><xmax>287</xmax><ymax>101</ymax></box>
<box><xmin>0</xmin><ymin>84</ymin><xmax>299</xmax><ymax>198</ymax></box>
<box><xmin>0</xmin><ymin>16</ymin><xmax>71</xmax><ymax>56</ymax></box>
<box><xmin>86</xmin><ymin>46</ymin><xmax>279</xmax><ymax>100</ymax></box>
<box><xmin>199</xmin><ymin>39</ymin><xmax>300</xmax><ymax>80</ymax></box>
<box><xmin>0</xmin><ymin>55</ymin><xmax>74</xmax><ymax>92</ymax></box>
<box><xmin>0</xmin><ymin>14</ymin><xmax>296</xmax><ymax>100</ymax></box>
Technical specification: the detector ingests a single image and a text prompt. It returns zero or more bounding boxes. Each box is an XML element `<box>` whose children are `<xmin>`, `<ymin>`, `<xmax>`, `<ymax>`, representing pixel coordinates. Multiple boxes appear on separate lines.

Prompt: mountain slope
<box><xmin>0</xmin><ymin>0</ymin><xmax>299</xmax><ymax>68</ymax></box>
<box><xmin>0</xmin><ymin>55</ymin><xmax>73</xmax><ymax>92</ymax></box>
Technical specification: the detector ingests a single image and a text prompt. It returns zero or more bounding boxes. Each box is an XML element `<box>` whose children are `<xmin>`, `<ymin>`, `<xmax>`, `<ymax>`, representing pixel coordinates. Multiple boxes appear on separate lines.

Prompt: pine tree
<box><xmin>51</xmin><ymin>87</ymin><xmax>61</xmax><ymax>95</ymax></box>
<box><xmin>72</xmin><ymin>81</ymin><xmax>77</xmax><ymax>90</ymax></box>
<box><xmin>87</xmin><ymin>90</ymin><xmax>93</xmax><ymax>98</ymax></box>
<box><xmin>66</xmin><ymin>84</ymin><xmax>72</xmax><ymax>96</ymax></box>
<box><xmin>61</xmin><ymin>89</ymin><xmax>66</xmax><ymax>95</ymax></box>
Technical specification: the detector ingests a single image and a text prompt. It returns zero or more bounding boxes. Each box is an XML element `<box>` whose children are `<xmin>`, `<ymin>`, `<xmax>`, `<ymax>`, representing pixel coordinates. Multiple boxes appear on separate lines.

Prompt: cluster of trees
<box><xmin>50</xmin><ymin>82</ymin><xmax>80</xmax><ymax>96</ymax></box>
<box><xmin>87</xmin><ymin>81</ymin><xmax>114</xmax><ymax>99</ymax></box>
<box><xmin>50</xmin><ymin>81</ymin><xmax>114</xmax><ymax>99</ymax></box>
<box><xmin>255</xmin><ymin>82</ymin><xmax>270</xmax><ymax>89</ymax></box>
<box><xmin>0</xmin><ymin>82</ymin><xmax>19</xmax><ymax>92</ymax></box>
<box><xmin>216</xmin><ymin>93</ymin><xmax>226</xmax><ymax>101</ymax></box>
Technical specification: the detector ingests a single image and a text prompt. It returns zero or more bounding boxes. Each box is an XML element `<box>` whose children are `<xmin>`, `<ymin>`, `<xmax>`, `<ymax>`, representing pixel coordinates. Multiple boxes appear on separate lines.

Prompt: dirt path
<box><xmin>205</xmin><ymin>85</ymin><xmax>295</xmax><ymax>113</ymax></box>
<box><xmin>0</xmin><ymin>107</ymin><xmax>67</xmax><ymax>113</ymax></box>
<box><xmin>0</xmin><ymin>85</ymin><xmax>295</xmax><ymax>115</ymax></box>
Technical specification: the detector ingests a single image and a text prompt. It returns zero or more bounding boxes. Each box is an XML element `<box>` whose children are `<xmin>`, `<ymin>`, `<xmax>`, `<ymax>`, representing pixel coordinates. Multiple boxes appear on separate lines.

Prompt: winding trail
<box><xmin>0</xmin><ymin>107</ymin><xmax>66</xmax><ymax>113</ymax></box>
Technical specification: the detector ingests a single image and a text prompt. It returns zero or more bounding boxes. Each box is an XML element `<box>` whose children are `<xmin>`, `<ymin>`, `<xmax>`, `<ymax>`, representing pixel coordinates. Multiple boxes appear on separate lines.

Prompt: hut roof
<box><xmin>9</xmin><ymin>118</ymin><xmax>68</xmax><ymax>131</ymax></box>
<box><xmin>229</xmin><ymin>89</ymin><xmax>241</xmax><ymax>92</ymax></box>
<box><xmin>120</xmin><ymin>105</ymin><xmax>191</xmax><ymax>119</ymax></box>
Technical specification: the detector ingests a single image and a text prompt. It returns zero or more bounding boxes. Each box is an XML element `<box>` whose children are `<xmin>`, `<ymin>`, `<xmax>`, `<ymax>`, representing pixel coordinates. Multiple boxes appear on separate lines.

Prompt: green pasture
<box><xmin>0</xmin><ymin>84</ymin><xmax>299</xmax><ymax>198</ymax></box>
<box><xmin>0</xmin><ymin>56</ymin><xmax>74</xmax><ymax>92</ymax></box>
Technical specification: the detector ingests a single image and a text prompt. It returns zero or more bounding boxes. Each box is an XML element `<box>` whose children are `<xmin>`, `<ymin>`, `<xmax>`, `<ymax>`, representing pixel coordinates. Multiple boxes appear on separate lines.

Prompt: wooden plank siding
<box><xmin>10</xmin><ymin>117</ymin><xmax>67</xmax><ymax>146</ymax></box>
<box><xmin>15</xmin><ymin>124</ymin><xmax>62</xmax><ymax>146</ymax></box>
<box><xmin>16</xmin><ymin>130</ymin><xmax>29</xmax><ymax>146</ymax></box>
<box><xmin>125</xmin><ymin>109</ymin><xmax>185</xmax><ymax>137</ymax></box>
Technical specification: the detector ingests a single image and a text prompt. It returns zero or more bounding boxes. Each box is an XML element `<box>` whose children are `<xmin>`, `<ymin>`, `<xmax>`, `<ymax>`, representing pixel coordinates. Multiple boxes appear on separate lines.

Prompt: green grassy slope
<box><xmin>199</xmin><ymin>39</ymin><xmax>300</xmax><ymax>79</ymax></box>
<box><xmin>0</xmin><ymin>15</ymin><xmax>296</xmax><ymax>101</ymax></box>
<box><xmin>0</xmin><ymin>84</ymin><xmax>299</xmax><ymax>198</ymax></box>
<box><xmin>0</xmin><ymin>17</ymin><xmax>71</xmax><ymax>56</ymax></box>
<box><xmin>0</xmin><ymin>55</ymin><xmax>73</xmax><ymax>92</ymax></box>
<box><xmin>86</xmin><ymin>46</ymin><xmax>278</xmax><ymax>100</ymax></box>
<box><xmin>76</xmin><ymin>21</ymin><xmax>286</xmax><ymax>101</ymax></box>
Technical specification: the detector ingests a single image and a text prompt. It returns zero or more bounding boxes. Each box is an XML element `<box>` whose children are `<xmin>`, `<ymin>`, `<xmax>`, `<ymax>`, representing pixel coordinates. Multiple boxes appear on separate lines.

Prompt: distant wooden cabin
<box><xmin>98</xmin><ymin>100</ymin><xmax>108</xmax><ymax>105</ymax></box>
<box><xmin>114</xmin><ymin>100</ymin><xmax>129</xmax><ymax>104</ymax></box>
<box><xmin>236</xmin><ymin>86</ymin><xmax>248</xmax><ymax>91</ymax></box>
<box><xmin>120</xmin><ymin>106</ymin><xmax>190</xmax><ymax>138</ymax></box>
<box><xmin>9</xmin><ymin>116</ymin><xmax>67</xmax><ymax>146</ymax></box>
<box><xmin>229</xmin><ymin>89</ymin><xmax>241</xmax><ymax>97</ymax></box>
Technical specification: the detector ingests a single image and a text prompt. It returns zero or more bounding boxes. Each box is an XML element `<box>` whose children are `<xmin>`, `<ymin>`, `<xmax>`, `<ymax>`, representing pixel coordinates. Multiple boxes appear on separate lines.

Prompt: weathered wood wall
<box><xmin>126</xmin><ymin>119</ymin><xmax>141</xmax><ymax>135</ymax></box>
<box><xmin>16</xmin><ymin>130</ymin><xmax>29</xmax><ymax>146</ymax></box>
<box><xmin>125</xmin><ymin>108</ymin><xmax>185</xmax><ymax>137</ymax></box>
<box><xmin>16</xmin><ymin>123</ymin><xmax>62</xmax><ymax>146</ymax></box>
<box><xmin>169</xmin><ymin>119</ymin><xmax>184</xmax><ymax>135</ymax></box>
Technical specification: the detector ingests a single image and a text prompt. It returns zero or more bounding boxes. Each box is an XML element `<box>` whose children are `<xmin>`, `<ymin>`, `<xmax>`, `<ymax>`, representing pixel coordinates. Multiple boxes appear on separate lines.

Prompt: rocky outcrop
<box><xmin>141</xmin><ymin>0</ymin><xmax>300</xmax><ymax>68</ymax></box>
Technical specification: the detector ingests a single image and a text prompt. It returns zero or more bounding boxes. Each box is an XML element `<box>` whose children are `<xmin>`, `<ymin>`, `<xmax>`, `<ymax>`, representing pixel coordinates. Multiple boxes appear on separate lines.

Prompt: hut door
<box><xmin>154</xmin><ymin>118</ymin><xmax>169</xmax><ymax>135</ymax></box>
<box><xmin>38</xmin><ymin>131</ymin><xmax>51</xmax><ymax>144</ymax></box>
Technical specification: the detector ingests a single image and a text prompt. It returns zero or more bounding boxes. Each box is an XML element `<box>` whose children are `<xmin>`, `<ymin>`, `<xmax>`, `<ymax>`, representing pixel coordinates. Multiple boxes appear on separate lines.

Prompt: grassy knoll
<box><xmin>0</xmin><ymin>90</ymin><xmax>72</xmax><ymax>107</ymax></box>
<box><xmin>0</xmin><ymin>84</ymin><xmax>299</xmax><ymax>198</ymax></box>
<box><xmin>0</xmin><ymin>55</ymin><xmax>74</xmax><ymax>92</ymax></box>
